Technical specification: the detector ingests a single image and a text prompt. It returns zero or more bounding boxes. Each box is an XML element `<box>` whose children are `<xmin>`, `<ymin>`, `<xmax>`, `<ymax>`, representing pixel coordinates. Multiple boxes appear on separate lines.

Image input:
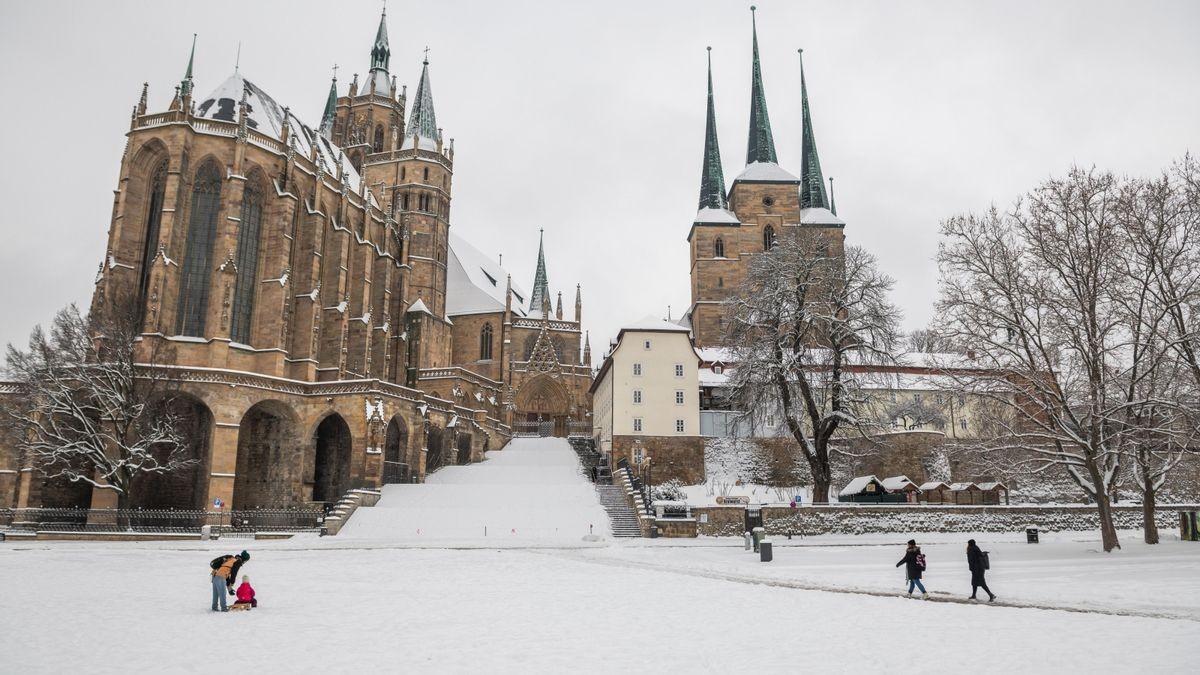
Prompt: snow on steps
<box><xmin>606</xmin><ymin>466</ymin><xmax>654</xmax><ymax>537</ymax></box>
<box><xmin>320</xmin><ymin>488</ymin><xmax>382</xmax><ymax>536</ymax></box>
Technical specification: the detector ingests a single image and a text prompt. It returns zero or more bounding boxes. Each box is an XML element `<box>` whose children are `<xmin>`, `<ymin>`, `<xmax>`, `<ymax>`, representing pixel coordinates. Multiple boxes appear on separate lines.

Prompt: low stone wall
<box><xmin>693</xmin><ymin>504</ymin><xmax>1200</xmax><ymax>537</ymax></box>
<box><xmin>655</xmin><ymin>518</ymin><xmax>698</xmax><ymax>538</ymax></box>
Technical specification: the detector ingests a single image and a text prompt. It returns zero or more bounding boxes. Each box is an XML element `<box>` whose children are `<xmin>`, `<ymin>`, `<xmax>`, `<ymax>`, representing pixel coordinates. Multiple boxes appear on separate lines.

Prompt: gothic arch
<box><xmin>480</xmin><ymin>323</ymin><xmax>494</xmax><ymax>360</ymax></box>
<box><xmin>515</xmin><ymin>374</ymin><xmax>571</xmax><ymax>415</ymax></box>
<box><xmin>763</xmin><ymin>225</ymin><xmax>777</xmax><ymax>250</ymax></box>
<box><xmin>714</xmin><ymin>236</ymin><xmax>725</xmax><ymax>258</ymax></box>
<box><xmin>130</xmin><ymin>393</ymin><xmax>213</xmax><ymax>510</ymax></box>
<box><xmin>175</xmin><ymin>158</ymin><xmax>224</xmax><ymax>336</ymax></box>
<box><xmin>311</xmin><ymin>413</ymin><xmax>353</xmax><ymax>504</ymax></box>
<box><xmin>233</xmin><ymin>399</ymin><xmax>299</xmax><ymax>509</ymax></box>
<box><xmin>231</xmin><ymin>169</ymin><xmax>268</xmax><ymax>344</ymax></box>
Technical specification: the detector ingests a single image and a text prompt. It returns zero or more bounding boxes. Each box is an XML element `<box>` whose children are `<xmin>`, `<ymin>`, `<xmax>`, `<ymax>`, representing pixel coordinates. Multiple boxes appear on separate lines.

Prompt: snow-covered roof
<box><xmin>977</xmin><ymin>481</ymin><xmax>1008</xmax><ymax>491</ymax></box>
<box><xmin>949</xmin><ymin>482</ymin><xmax>979</xmax><ymax>491</ymax></box>
<box><xmin>401</xmin><ymin>135</ymin><xmax>439</xmax><ymax>151</ymax></box>
<box><xmin>918</xmin><ymin>481</ymin><xmax>949</xmax><ymax>491</ymax></box>
<box><xmin>407</xmin><ymin>298</ymin><xmax>432</xmax><ymax>316</ymax></box>
<box><xmin>734</xmin><ymin>162</ymin><xmax>800</xmax><ymax>183</ymax></box>
<box><xmin>621</xmin><ymin>315</ymin><xmax>691</xmax><ymax>333</ymax></box>
<box><xmin>800</xmin><ymin>207</ymin><xmax>845</xmax><ymax>226</ymax></box>
<box><xmin>694</xmin><ymin>207</ymin><xmax>740</xmax><ymax>224</ymax></box>
<box><xmin>696</xmin><ymin>346</ymin><xmax>734</xmax><ymax>364</ymax></box>
<box><xmin>195</xmin><ymin>73</ymin><xmax>376</xmax><ymax>208</ymax></box>
<box><xmin>698</xmin><ymin>366</ymin><xmax>731</xmax><ymax>387</ymax></box>
<box><xmin>839</xmin><ymin>475</ymin><xmax>882</xmax><ymax>497</ymax></box>
<box><xmin>367</xmin><ymin>70</ymin><xmax>392</xmax><ymax>97</ymax></box>
<box><xmin>881</xmin><ymin>476</ymin><xmax>917</xmax><ymax>491</ymax></box>
<box><xmin>445</xmin><ymin>232</ymin><xmax>527</xmax><ymax>317</ymax></box>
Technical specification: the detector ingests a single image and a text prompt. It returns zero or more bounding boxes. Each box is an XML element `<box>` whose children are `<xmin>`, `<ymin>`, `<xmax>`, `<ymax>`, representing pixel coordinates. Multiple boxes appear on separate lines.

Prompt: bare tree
<box><xmin>907</xmin><ymin>327</ymin><xmax>960</xmax><ymax>354</ymax></box>
<box><xmin>938</xmin><ymin>168</ymin><xmax>1155</xmax><ymax>552</ymax></box>
<box><xmin>886</xmin><ymin>398</ymin><xmax>947</xmax><ymax>430</ymax></box>
<box><xmin>2</xmin><ymin>301</ymin><xmax>193</xmax><ymax>517</ymax></box>
<box><xmin>726</xmin><ymin>229</ymin><xmax>902</xmax><ymax>503</ymax></box>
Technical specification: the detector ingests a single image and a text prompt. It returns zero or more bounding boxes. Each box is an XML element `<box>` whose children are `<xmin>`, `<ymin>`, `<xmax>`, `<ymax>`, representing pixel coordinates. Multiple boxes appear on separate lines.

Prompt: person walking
<box><xmin>896</xmin><ymin>539</ymin><xmax>928</xmax><ymax>599</ymax></box>
<box><xmin>967</xmin><ymin>539</ymin><xmax>996</xmax><ymax>602</ymax></box>
<box><xmin>209</xmin><ymin>550</ymin><xmax>250</xmax><ymax>612</ymax></box>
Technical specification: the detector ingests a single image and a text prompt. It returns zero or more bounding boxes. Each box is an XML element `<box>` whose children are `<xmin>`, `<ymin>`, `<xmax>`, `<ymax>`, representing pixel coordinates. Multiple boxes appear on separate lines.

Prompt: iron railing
<box><xmin>0</xmin><ymin>507</ymin><xmax>324</xmax><ymax>534</ymax></box>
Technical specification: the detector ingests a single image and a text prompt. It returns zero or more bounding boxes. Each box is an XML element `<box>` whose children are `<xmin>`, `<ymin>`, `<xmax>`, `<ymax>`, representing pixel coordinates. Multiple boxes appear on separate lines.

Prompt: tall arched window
<box><xmin>373</xmin><ymin>125</ymin><xmax>384</xmax><ymax>153</ymax></box>
<box><xmin>230</xmin><ymin>176</ymin><xmax>265</xmax><ymax>344</ymax></box>
<box><xmin>480</xmin><ymin>323</ymin><xmax>493</xmax><ymax>360</ymax></box>
<box><xmin>176</xmin><ymin>161</ymin><xmax>223</xmax><ymax>336</ymax></box>
<box><xmin>714</xmin><ymin>237</ymin><xmax>725</xmax><ymax>258</ymax></box>
<box><xmin>137</xmin><ymin>160</ymin><xmax>169</xmax><ymax>316</ymax></box>
<box><xmin>763</xmin><ymin>225</ymin><xmax>776</xmax><ymax>250</ymax></box>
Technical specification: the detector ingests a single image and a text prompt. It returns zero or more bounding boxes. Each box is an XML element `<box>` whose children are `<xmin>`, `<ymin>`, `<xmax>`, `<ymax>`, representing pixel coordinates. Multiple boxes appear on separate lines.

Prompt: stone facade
<box><xmin>611</xmin><ymin>435</ymin><xmax>705</xmax><ymax>485</ymax></box>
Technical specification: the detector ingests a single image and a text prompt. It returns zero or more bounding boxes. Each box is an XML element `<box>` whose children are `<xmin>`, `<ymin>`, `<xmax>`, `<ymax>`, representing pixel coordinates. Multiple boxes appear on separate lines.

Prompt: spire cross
<box><xmin>423</xmin><ymin>46</ymin><xmax>430</xmax><ymax>63</ymax></box>
<box><xmin>332</xmin><ymin>63</ymin><xmax>339</xmax><ymax>80</ymax></box>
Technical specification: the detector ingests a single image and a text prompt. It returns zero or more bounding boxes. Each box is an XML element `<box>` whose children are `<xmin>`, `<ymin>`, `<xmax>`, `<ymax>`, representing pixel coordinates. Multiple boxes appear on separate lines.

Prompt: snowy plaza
<box><xmin>3</xmin><ymin>439</ymin><xmax>1197</xmax><ymax>673</ymax></box>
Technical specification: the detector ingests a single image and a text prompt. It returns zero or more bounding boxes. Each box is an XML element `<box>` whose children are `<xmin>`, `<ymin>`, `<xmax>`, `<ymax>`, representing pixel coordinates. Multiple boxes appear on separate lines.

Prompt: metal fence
<box><xmin>0</xmin><ymin>507</ymin><xmax>324</xmax><ymax>534</ymax></box>
<box><xmin>382</xmin><ymin>461</ymin><xmax>410</xmax><ymax>484</ymax></box>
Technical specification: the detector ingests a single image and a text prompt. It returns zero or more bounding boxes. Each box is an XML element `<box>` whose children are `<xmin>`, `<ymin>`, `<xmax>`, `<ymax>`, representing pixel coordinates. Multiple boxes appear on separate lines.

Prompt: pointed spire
<box><xmin>798</xmin><ymin>49</ymin><xmax>830</xmax><ymax>210</ymax></box>
<box><xmin>180</xmin><ymin>34</ymin><xmax>197</xmax><ymax>98</ymax></box>
<box><xmin>828</xmin><ymin>177</ymin><xmax>837</xmax><ymax>216</ymax></box>
<box><xmin>370</xmin><ymin>6</ymin><xmax>390</xmax><ymax>73</ymax></box>
<box><xmin>320</xmin><ymin>68</ymin><xmax>338</xmax><ymax>141</ymax></box>
<box><xmin>746</xmin><ymin>7</ymin><xmax>777</xmax><ymax>165</ymax></box>
<box><xmin>404</xmin><ymin>54</ymin><xmax>439</xmax><ymax>147</ymax></box>
<box><xmin>583</xmin><ymin>331</ymin><xmax>592</xmax><ymax>366</ymax></box>
<box><xmin>555</xmin><ymin>291</ymin><xmax>563</xmax><ymax>320</ymax></box>
<box><xmin>698</xmin><ymin>47</ymin><xmax>728</xmax><ymax>210</ymax></box>
<box><xmin>574</xmin><ymin>283</ymin><xmax>582</xmax><ymax>324</ymax></box>
<box><xmin>137</xmin><ymin>82</ymin><xmax>149</xmax><ymax>116</ymax></box>
<box><xmin>528</xmin><ymin>229</ymin><xmax>550</xmax><ymax>316</ymax></box>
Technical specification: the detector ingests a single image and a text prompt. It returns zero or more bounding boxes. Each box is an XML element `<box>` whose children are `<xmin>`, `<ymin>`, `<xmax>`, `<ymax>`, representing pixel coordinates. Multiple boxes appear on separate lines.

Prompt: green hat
<box><xmin>240</xmin><ymin>550</ymin><xmax>250</xmax><ymax>560</ymax></box>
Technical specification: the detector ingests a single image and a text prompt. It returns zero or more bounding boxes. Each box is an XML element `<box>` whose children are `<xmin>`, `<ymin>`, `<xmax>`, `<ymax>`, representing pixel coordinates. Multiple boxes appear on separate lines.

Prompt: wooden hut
<box><xmin>949</xmin><ymin>482</ymin><xmax>983</xmax><ymax>505</ymax></box>
<box><xmin>881</xmin><ymin>476</ymin><xmax>921</xmax><ymax>504</ymax></box>
<box><xmin>918</xmin><ymin>481</ymin><xmax>950</xmax><ymax>504</ymax></box>
<box><xmin>838</xmin><ymin>475</ymin><xmax>905</xmax><ymax>503</ymax></box>
<box><xmin>977</xmin><ymin>481</ymin><xmax>1010</xmax><ymax>505</ymax></box>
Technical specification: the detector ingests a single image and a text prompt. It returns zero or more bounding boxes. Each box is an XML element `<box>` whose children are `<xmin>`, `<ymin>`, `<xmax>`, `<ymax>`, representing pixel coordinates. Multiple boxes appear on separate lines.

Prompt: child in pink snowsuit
<box><xmin>232</xmin><ymin>575</ymin><xmax>257</xmax><ymax>609</ymax></box>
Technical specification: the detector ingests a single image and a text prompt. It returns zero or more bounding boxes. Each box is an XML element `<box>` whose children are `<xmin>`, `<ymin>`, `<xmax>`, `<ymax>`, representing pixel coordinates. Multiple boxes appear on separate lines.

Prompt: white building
<box><xmin>589</xmin><ymin>317</ymin><xmax>704</xmax><ymax>484</ymax></box>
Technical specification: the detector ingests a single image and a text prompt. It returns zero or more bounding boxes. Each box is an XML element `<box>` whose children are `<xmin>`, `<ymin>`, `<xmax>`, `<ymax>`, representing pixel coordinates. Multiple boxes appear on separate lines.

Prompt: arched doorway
<box><xmin>426</xmin><ymin>425</ymin><xmax>444</xmax><ymax>474</ymax></box>
<box><xmin>130</xmin><ymin>394</ymin><xmax>212</xmax><ymax>510</ymax></box>
<box><xmin>312</xmin><ymin>414</ymin><xmax>352</xmax><ymax>505</ymax></box>
<box><xmin>514</xmin><ymin>375</ymin><xmax>572</xmax><ymax>437</ymax></box>
<box><xmin>456</xmin><ymin>432</ymin><xmax>473</xmax><ymax>465</ymax></box>
<box><xmin>234</xmin><ymin>400</ymin><xmax>298</xmax><ymax>509</ymax></box>
<box><xmin>383</xmin><ymin>416</ymin><xmax>409</xmax><ymax>484</ymax></box>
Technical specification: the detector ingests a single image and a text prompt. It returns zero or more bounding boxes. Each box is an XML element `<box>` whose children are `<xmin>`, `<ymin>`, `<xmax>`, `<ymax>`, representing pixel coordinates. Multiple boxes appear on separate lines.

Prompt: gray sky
<box><xmin>1</xmin><ymin>0</ymin><xmax>1198</xmax><ymax>355</ymax></box>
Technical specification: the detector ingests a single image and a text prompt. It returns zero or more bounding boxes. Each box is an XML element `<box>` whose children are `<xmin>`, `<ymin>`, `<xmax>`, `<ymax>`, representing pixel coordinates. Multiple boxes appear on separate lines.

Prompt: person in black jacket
<box><xmin>895</xmin><ymin>539</ymin><xmax>928</xmax><ymax>598</ymax></box>
<box><xmin>966</xmin><ymin>539</ymin><xmax>995</xmax><ymax>601</ymax></box>
<box><xmin>210</xmin><ymin>550</ymin><xmax>250</xmax><ymax>612</ymax></box>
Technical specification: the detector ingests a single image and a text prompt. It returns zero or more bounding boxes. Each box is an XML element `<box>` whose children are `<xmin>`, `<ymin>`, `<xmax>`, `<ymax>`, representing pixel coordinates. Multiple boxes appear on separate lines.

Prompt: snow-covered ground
<box><xmin>2</xmin><ymin>439</ymin><xmax>1195</xmax><ymax>672</ymax></box>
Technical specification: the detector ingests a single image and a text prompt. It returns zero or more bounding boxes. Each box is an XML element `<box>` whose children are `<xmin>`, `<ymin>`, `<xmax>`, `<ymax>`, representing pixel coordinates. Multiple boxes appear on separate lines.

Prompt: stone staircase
<box><xmin>597</xmin><ymin>484</ymin><xmax>643</xmax><ymax>537</ymax></box>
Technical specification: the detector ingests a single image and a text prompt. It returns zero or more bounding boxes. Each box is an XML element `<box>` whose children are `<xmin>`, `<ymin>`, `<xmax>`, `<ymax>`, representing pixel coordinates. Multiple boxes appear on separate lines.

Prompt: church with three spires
<box><xmin>3</xmin><ymin>9</ymin><xmax>594</xmax><ymax>515</ymax></box>
<box><xmin>683</xmin><ymin>6</ymin><xmax>844</xmax><ymax>348</ymax></box>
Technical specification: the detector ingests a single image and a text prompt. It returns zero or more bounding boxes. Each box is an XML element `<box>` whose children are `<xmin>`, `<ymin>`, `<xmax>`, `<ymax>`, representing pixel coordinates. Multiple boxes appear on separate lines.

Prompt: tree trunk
<box><xmin>1094</xmin><ymin>489</ymin><xmax>1122</xmax><ymax>552</ymax></box>
<box><xmin>811</xmin><ymin>477</ymin><xmax>830</xmax><ymax>505</ymax></box>
<box><xmin>116</xmin><ymin>477</ymin><xmax>132</xmax><ymax>530</ymax></box>
<box><xmin>1143</xmin><ymin>482</ymin><xmax>1160</xmax><ymax>545</ymax></box>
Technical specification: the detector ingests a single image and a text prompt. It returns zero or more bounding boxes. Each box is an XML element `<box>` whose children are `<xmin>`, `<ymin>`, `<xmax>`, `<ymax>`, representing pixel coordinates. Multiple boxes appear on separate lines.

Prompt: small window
<box><xmin>712</xmin><ymin>364</ymin><xmax>723</xmax><ymax>375</ymax></box>
<box><xmin>633</xmin><ymin>390</ymin><xmax>642</xmax><ymax>404</ymax></box>
<box><xmin>718</xmin><ymin>277</ymin><xmax>723</xmax><ymax>288</ymax></box>
<box><xmin>763</xmin><ymin>225</ymin><xmax>776</xmax><ymax>250</ymax></box>
<box><xmin>644</xmin><ymin>340</ymin><xmax>651</xmax><ymax>350</ymax></box>
<box><xmin>767</xmin><ymin>414</ymin><xmax>775</xmax><ymax>427</ymax></box>
<box><xmin>633</xmin><ymin>363</ymin><xmax>642</xmax><ymax>376</ymax></box>
<box><xmin>674</xmin><ymin>364</ymin><xmax>684</xmax><ymax>378</ymax></box>
<box><xmin>960</xmin><ymin>418</ymin><xmax>968</xmax><ymax>430</ymax></box>
<box><xmin>633</xmin><ymin>418</ymin><xmax>643</xmax><ymax>433</ymax></box>
<box><xmin>714</xmin><ymin>237</ymin><xmax>725</xmax><ymax>258</ymax></box>
<box><xmin>423</xmin><ymin>167</ymin><xmax>430</xmax><ymax>181</ymax></box>
<box><xmin>959</xmin><ymin>395</ymin><xmax>967</xmax><ymax>406</ymax></box>
<box><xmin>675</xmin><ymin>419</ymin><xmax>685</xmax><ymax>433</ymax></box>
<box><xmin>675</xmin><ymin>391</ymin><xmax>684</xmax><ymax>405</ymax></box>
<box><xmin>914</xmin><ymin>393</ymin><xmax>922</xmax><ymax>404</ymax></box>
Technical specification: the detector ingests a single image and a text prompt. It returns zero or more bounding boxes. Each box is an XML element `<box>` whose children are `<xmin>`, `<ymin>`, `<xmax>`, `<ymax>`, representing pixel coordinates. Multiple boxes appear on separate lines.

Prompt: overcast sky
<box><xmin>1</xmin><ymin>0</ymin><xmax>1198</xmax><ymax>355</ymax></box>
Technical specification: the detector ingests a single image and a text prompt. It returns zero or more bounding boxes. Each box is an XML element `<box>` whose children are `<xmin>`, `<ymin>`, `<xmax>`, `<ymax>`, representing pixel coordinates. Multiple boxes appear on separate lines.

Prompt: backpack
<box><xmin>210</xmin><ymin>556</ymin><xmax>227</xmax><ymax>570</ymax></box>
<box><xmin>982</xmin><ymin>551</ymin><xmax>990</xmax><ymax>570</ymax></box>
<box><xmin>915</xmin><ymin>553</ymin><xmax>927</xmax><ymax>571</ymax></box>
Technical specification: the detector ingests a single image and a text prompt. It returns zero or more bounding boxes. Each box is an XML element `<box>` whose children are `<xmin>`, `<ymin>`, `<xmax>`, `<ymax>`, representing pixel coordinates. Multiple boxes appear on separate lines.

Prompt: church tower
<box><xmin>687</xmin><ymin>7</ymin><xmax>845</xmax><ymax>348</ymax></box>
<box><xmin>329</xmin><ymin>8</ymin><xmax>407</xmax><ymax>173</ymax></box>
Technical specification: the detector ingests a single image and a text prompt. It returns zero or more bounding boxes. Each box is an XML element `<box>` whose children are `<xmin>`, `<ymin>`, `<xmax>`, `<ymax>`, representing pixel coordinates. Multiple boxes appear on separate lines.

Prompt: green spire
<box><xmin>746</xmin><ymin>7</ymin><xmax>777</xmax><ymax>165</ymax></box>
<box><xmin>698</xmin><ymin>47</ymin><xmax>728</xmax><ymax>211</ymax></box>
<box><xmin>370</xmin><ymin>8</ymin><xmax>390</xmax><ymax>73</ymax></box>
<box><xmin>798</xmin><ymin>49</ymin><xmax>830</xmax><ymax>210</ymax></box>
<box><xmin>528</xmin><ymin>229</ymin><xmax>550</xmax><ymax>316</ymax></box>
<box><xmin>320</xmin><ymin>70</ymin><xmax>338</xmax><ymax>140</ymax></box>
<box><xmin>180</xmin><ymin>33</ymin><xmax>197</xmax><ymax>97</ymax></box>
<box><xmin>406</xmin><ymin>56</ymin><xmax>439</xmax><ymax>144</ymax></box>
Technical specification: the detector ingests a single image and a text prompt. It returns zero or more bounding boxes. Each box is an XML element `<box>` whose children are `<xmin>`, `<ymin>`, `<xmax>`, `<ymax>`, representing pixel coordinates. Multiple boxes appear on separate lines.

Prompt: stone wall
<box><xmin>612</xmin><ymin>435</ymin><xmax>705</xmax><ymax>484</ymax></box>
<box><xmin>692</xmin><ymin>503</ymin><xmax>1200</xmax><ymax>537</ymax></box>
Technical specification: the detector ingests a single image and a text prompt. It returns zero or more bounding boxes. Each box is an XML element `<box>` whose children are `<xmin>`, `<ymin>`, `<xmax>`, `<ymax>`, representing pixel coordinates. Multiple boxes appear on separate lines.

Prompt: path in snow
<box><xmin>339</xmin><ymin>436</ymin><xmax>611</xmax><ymax>541</ymax></box>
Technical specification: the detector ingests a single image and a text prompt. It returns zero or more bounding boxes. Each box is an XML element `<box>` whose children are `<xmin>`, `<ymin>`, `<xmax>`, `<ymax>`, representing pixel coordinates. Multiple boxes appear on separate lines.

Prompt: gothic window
<box><xmin>373</xmin><ymin>125</ymin><xmax>384</xmax><ymax>153</ymax></box>
<box><xmin>231</xmin><ymin>175</ymin><xmax>265</xmax><ymax>344</ymax></box>
<box><xmin>714</xmin><ymin>237</ymin><xmax>725</xmax><ymax>258</ymax></box>
<box><xmin>763</xmin><ymin>225</ymin><xmax>776</xmax><ymax>250</ymax></box>
<box><xmin>176</xmin><ymin>161</ymin><xmax>223</xmax><ymax>337</ymax></box>
<box><xmin>137</xmin><ymin>160</ymin><xmax>168</xmax><ymax>316</ymax></box>
<box><xmin>402</xmin><ymin>193</ymin><xmax>409</xmax><ymax>211</ymax></box>
<box><xmin>480</xmin><ymin>323</ymin><xmax>493</xmax><ymax>360</ymax></box>
<box><xmin>401</xmin><ymin>167</ymin><xmax>406</xmax><ymax>181</ymax></box>
<box><xmin>350</xmin><ymin>151</ymin><xmax>362</xmax><ymax>173</ymax></box>
<box><xmin>423</xmin><ymin>167</ymin><xmax>429</xmax><ymax>182</ymax></box>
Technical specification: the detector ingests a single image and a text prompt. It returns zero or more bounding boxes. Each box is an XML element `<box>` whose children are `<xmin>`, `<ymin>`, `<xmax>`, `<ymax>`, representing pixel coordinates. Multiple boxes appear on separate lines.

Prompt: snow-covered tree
<box><xmin>725</xmin><ymin>229</ymin><xmax>902</xmax><ymax>503</ymax></box>
<box><xmin>3</xmin><ymin>302</ymin><xmax>194</xmax><ymax>518</ymax></box>
<box><xmin>886</xmin><ymin>398</ymin><xmax>947</xmax><ymax>430</ymax></box>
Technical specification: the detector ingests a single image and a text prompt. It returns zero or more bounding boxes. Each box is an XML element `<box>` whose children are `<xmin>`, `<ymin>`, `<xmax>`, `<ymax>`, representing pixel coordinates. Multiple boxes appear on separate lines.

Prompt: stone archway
<box><xmin>426</xmin><ymin>425</ymin><xmax>445</xmax><ymax>473</ymax></box>
<box><xmin>456</xmin><ymin>432</ymin><xmax>473</xmax><ymax>465</ymax></box>
<box><xmin>514</xmin><ymin>374</ymin><xmax>572</xmax><ymax>437</ymax></box>
<box><xmin>312</xmin><ymin>414</ymin><xmax>352</xmax><ymax>504</ymax></box>
<box><xmin>130</xmin><ymin>394</ymin><xmax>212</xmax><ymax>510</ymax></box>
<box><xmin>233</xmin><ymin>400</ymin><xmax>299</xmax><ymax>509</ymax></box>
<box><xmin>383</xmin><ymin>415</ymin><xmax>410</xmax><ymax>484</ymax></box>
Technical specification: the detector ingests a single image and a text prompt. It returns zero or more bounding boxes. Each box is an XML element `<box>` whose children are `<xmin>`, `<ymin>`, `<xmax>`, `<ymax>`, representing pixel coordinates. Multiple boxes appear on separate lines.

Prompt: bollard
<box><xmin>752</xmin><ymin>526</ymin><xmax>765</xmax><ymax>552</ymax></box>
<box><xmin>200</xmin><ymin>525</ymin><xmax>212</xmax><ymax>541</ymax></box>
<box><xmin>760</xmin><ymin>539</ymin><xmax>773</xmax><ymax>562</ymax></box>
<box><xmin>744</xmin><ymin>531</ymin><xmax>753</xmax><ymax>551</ymax></box>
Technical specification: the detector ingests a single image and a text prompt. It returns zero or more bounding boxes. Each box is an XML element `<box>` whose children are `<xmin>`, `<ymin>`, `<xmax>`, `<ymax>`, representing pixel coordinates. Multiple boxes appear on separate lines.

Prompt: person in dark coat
<box><xmin>210</xmin><ymin>550</ymin><xmax>250</xmax><ymax>612</ymax></box>
<box><xmin>967</xmin><ymin>539</ymin><xmax>995</xmax><ymax>601</ymax></box>
<box><xmin>895</xmin><ymin>539</ymin><xmax>928</xmax><ymax>598</ymax></box>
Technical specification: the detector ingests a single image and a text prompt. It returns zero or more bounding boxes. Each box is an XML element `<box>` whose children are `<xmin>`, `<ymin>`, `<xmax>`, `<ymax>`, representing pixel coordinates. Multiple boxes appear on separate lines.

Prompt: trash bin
<box><xmin>1026</xmin><ymin>527</ymin><xmax>1039</xmax><ymax>543</ymax></box>
<box><xmin>744</xmin><ymin>531</ymin><xmax>753</xmax><ymax>551</ymax></box>
<box><xmin>759</xmin><ymin>539</ymin><xmax>773</xmax><ymax>562</ymax></box>
<box><xmin>650</xmin><ymin>526</ymin><xmax>659</xmax><ymax>539</ymax></box>
<box><xmin>752</xmin><ymin>526</ymin><xmax>765</xmax><ymax>552</ymax></box>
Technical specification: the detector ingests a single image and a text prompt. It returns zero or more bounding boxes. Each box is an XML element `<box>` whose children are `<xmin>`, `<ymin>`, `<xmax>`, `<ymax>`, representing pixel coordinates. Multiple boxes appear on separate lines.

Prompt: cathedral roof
<box><xmin>800</xmin><ymin>207</ymin><xmax>845</xmax><ymax>226</ymax></box>
<box><xmin>698</xmin><ymin>47</ymin><xmax>728</xmax><ymax>212</ymax></box>
<box><xmin>733</xmin><ymin>161</ymin><xmax>799</xmax><ymax>183</ymax></box>
<box><xmin>402</xmin><ymin>59</ymin><xmax>439</xmax><ymax>151</ymax></box>
<box><xmin>798</xmin><ymin>50</ymin><xmax>830</xmax><ymax>210</ymax></box>
<box><xmin>196</xmin><ymin>73</ymin><xmax>376</xmax><ymax>208</ymax></box>
<box><xmin>745</xmin><ymin>6</ymin><xmax>778</xmax><ymax>166</ymax></box>
<box><xmin>446</xmin><ymin>232</ymin><xmax>528</xmax><ymax>317</ymax></box>
<box><xmin>527</xmin><ymin>230</ymin><xmax>550</xmax><ymax>317</ymax></box>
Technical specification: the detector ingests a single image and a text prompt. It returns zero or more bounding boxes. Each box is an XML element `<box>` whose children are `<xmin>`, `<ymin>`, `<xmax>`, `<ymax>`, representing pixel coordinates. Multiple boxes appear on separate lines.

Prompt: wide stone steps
<box><xmin>597</xmin><ymin>485</ymin><xmax>642</xmax><ymax>537</ymax></box>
